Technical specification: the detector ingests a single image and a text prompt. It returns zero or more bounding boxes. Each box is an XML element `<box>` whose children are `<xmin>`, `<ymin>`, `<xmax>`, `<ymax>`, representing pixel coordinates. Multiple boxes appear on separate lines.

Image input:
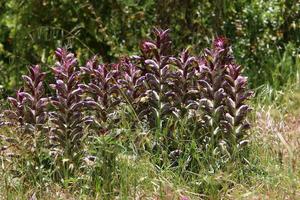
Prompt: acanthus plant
<box><xmin>79</xmin><ymin>56</ymin><xmax>120</xmax><ymax>133</ymax></box>
<box><xmin>132</xmin><ymin>28</ymin><xmax>176</xmax><ymax>128</ymax></box>
<box><xmin>197</xmin><ymin>37</ymin><xmax>253</xmax><ymax>152</ymax></box>
<box><xmin>5</xmin><ymin>88</ymin><xmax>26</xmax><ymax>128</ymax></box>
<box><xmin>118</xmin><ymin>57</ymin><xmax>145</xmax><ymax>122</ymax></box>
<box><xmin>162</xmin><ymin>49</ymin><xmax>199</xmax><ymax>159</ymax></box>
<box><xmin>49</xmin><ymin>48</ymin><xmax>90</xmax><ymax>165</ymax></box>
<box><xmin>222</xmin><ymin>63</ymin><xmax>253</xmax><ymax>148</ymax></box>
<box><xmin>196</xmin><ymin>37</ymin><xmax>234</xmax><ymax>148</ymax></box>
<box><xmin>5</xmin><ymin>65</ymin><xmax>48</xmax><ymax>133</ymax></box>
<box><xmin>2</xmin><ymin>27</ymin><xmax>254</xmax><ymax>162</ymax></box>
<box><xmin>3</xmin><ymin>65</ymin><xmax>48</xmax><ymax>156</ymax></box>
<box><xmin>171</xmin><ymin>48</ymin><xmax>199</xmax><ymax>117</ymax></box>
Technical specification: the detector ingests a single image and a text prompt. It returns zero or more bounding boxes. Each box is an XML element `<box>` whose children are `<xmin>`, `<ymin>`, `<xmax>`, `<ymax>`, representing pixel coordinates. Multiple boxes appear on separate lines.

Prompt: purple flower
<box><xmin>5</xmin><ymin>65</ymin><xmax>48</xmax><ymax>131</ymax></box>
<box><xmin>213</xmin><ymin>36</ymin><xmax>229</xmax><ymax>50</ymax></box>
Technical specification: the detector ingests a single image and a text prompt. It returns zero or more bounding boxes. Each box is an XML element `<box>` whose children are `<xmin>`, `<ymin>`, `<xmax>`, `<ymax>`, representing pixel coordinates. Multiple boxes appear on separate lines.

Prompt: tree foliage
<box><xmin>0</xmin><ymin>0</ymin><xmax>299</xmax><ymax>92</ymax></box>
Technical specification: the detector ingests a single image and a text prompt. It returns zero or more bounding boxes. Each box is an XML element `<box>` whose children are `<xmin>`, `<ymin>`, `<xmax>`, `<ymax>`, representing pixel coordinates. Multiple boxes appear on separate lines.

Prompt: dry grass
<box><xmin>227</xmin><ymin>90</ymin><xmax>300</xmax><ymax>200</ymax></box>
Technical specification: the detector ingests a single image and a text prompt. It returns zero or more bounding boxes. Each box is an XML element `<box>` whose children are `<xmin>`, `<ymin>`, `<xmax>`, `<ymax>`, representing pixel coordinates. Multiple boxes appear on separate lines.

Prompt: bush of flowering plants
<box><xmin>3</xmin><ymin>28</ymin><xmax>253</xmax><ymax>176</ymax></box>
<box><xmin>0</xmin><ymin>65</ymin><xmax>50</xmax><ymax>183</ymax></box>
<box><xmin>121</xmin><ymin>29</ymin><xmax>252</xmax><ymax>148</ymax></box>
<box><xmin>172</xmin><ymin>48</ymin><xmax>199</xmax><ymax>117</ymax></box>
<box><xmin>118</xmin><ymin>57</ymin><xmax>145</xmax><ymax>123</ymax></box>
<box><xmin>196</xmin><ymin>37</ymin><xmax>233</xmax><ymax>149</ymax></box>
<box><xmin>222</xmin><ymin>63</ymin><xmax>253</xmax><ymax>149</ymax></box>
<box><xmin>49</xmin><ymin>48</ymin><xmax>91</xmax><ymax>172</ymax></box>
<box><xmin>196</xmin><ymin>37</ymin><xmax>253</xmax><ymax>153</ymax></box>
<box><xmin>127</xmin><ymin>28</ymin><xmax>178</xmax><ymax>129</ymax></box>
<box><xmin>6</xmin><ymin>65</ymin><xmax>48</xmax><ymax>133</ymax></box>
<box><xmin>79</xmin><ymin>56</ymin><xmax>121</xmax><ymax>134</ymax></box>
<box><xmin>3</xmin><ymin>65</ymin><xmax>48</xmax><ymax>157</ymax></box>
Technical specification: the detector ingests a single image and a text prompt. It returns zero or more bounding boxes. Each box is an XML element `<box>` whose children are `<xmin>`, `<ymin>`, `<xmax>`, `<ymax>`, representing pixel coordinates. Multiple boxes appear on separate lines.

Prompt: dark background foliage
<box><xmin>0</xmin><ymin>0</ymin><xmax>299</xmax><ymax>95</ymax></box>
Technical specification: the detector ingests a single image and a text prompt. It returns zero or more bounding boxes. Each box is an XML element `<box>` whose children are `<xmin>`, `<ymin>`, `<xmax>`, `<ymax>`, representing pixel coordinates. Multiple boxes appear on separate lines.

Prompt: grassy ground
<box><xmin>0</xmin><ymin>86</ymin><xmax>300</xmax><ymax>199</ymax></box>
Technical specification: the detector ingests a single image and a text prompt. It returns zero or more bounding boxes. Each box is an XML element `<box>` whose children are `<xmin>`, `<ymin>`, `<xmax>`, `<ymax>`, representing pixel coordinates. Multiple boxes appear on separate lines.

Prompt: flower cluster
<box><xmin>6</xmin><ymin>65</ymin><xmax>48</xmax><ymax>133</ymax></box>
<box><xmin>49</xmin><ymin>48</ymin><xmax>87</xmax><ymax>160</ymax></box>
<box><xmin>5</xmin><ymin>28</ymin><xmax>253</xmax><ymax>161</ymax></box>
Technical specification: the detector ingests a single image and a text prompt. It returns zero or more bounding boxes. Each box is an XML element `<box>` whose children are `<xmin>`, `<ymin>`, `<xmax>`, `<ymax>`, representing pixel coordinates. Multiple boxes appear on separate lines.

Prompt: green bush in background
<box><xmin>0</xmin><ymin>0</ymin><xmax>299</xmax><ymax>94</ymax></box>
